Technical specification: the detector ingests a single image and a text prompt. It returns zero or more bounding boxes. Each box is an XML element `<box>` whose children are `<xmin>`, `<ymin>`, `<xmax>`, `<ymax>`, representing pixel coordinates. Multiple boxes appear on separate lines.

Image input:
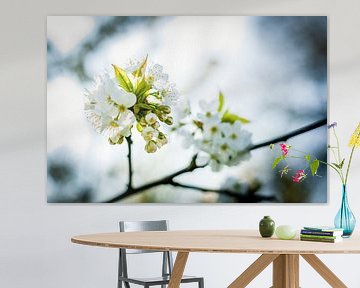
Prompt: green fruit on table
<box><xmin>275</xmin><ymin>225</ymin><xmax>297</xmax><ymax>240</ymax></box>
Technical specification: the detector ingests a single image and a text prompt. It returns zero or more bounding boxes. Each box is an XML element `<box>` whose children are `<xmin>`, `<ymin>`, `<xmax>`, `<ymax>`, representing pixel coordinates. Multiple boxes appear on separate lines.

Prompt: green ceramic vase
<box><xmin>259</xmin><ymin>216</ymin><xmax>275</xmax><ymax>238</ymax></box>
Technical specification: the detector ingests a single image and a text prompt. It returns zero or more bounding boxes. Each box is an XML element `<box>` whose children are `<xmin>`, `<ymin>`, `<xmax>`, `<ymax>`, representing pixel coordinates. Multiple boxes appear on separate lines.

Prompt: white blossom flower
<box><xmin>195</xmin><ymin>138</ymin><xmax>214</xmax><ymax>154</ymax></box>
<box><xmin>197</xmin><ymin>99</ymin><xmax>222</xmax><ymax>125</ymax></box>
<box><xmin>107</xmin><ymin>110</ymin><xmax>136</xmax><ymax>142</ymax></box>
<box><xmin>176</xmin><ymin>95</ymin><xmax>253</xmax><ymax>171</ymax></box>
<box><xmin>222</xmin><ymin>121</ymin><xmax>252</xmax><ymax>150</ymax></box>
<box><xmin>93</xmin><ymin>106</ymin><xmax>117</xmax><ymax>133</ymax></box>
<box><xmin>145</xmin><ymin>113</ymin><xmax>158</xmax><ymax>125</ymax></box>
<box><xmin>161</xmin><ymin>83</ymin><xmax>179</xmax><ymax>106</ymax></box>
<box><xmin>85</xmin><ymin>75</ymin><xmax>116</xmax><ymax>131</ymax></box>
<box><xmin>85</xmin><ymin>72</ymin><xmax>136</xmax><ymax>108</ymax></box>
<box><xmin>85</xmin><ymin>57</ymin><xmax>178</xmax><ymax>152</ymax></box>
<box><xmin>218</xmin><ymin>139</ymin><xmax>239</xmax><ymax>163</ymax></box>
<box><xmin>123</xmin><ymin>58</ymin><xmax>141</xmax><ymax>74</ymax></box>
<box><xmin>141</xmin><ymin>126</ymin><xmax>159</xmax><ymax>142</ymax></box>
<box><xmin>85</xmin><ymin>73</ymin><xmax>136</xmax><ymax>140</ymax></box>
<box><xmin>202</xmin><ymin>120</ymin><xmax>222</xmax><ymax>141</ymax></box>
<box><xmin>147</xmin><ymin>63</ymin><xmax>169</xmax><ymax>89</ymax></box>
<box><xmin>111</xmin><ymin>89</ymin><xmax>137</xmax><ymax>111</ymax></box>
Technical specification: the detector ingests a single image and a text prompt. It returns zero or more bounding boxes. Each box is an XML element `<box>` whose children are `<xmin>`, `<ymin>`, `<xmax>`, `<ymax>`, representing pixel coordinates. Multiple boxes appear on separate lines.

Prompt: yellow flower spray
<box><xmin>349</xmin><ymin>122</ymin><xmax>360</xmax><ymax>148</ymax></box>
<box><xmin>345</xmin><ymin>122</ymin><xmax>360</xmax><ymax>185</ymax></box>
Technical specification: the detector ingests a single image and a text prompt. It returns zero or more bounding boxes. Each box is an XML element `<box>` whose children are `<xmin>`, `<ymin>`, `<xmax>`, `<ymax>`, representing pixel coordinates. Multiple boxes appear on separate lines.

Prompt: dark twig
<box><xmin>126</xmin><ymin>136</ymin><xmax>133</xmax><ymax>190</ymax></box>
<box><xmin>170</xmin><ymin>181</ymin><xmax>277</xmax><ymax>202</ymax></box>
<box><xmin>105</xmin><ymin>155</ymin><xmax>205</xmax><ymax>203</ymax></box>
<box><xmin>103</xmin><ymin>118</ymin><xmax>327</xmax><ymax>203</ymax></box>
<box><xmin>250</xmin><ymin>118</ymin><xmax>327</xmax><ymax>150</ymax></box>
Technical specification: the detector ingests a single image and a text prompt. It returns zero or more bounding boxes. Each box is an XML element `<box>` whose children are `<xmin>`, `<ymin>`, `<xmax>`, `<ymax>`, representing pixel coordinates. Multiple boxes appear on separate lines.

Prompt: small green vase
<box><xmin>259</xmin><ymin>216</ymin><xmax>275</xmax><ymax>238</ymax></box>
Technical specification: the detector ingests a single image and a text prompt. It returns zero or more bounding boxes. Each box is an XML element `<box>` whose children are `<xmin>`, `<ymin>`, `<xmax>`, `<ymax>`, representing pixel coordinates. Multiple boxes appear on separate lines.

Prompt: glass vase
<box><xmin>334</xmin><ymin>185</ymin><xmax>356</xmax><ymax>237</ymax></box>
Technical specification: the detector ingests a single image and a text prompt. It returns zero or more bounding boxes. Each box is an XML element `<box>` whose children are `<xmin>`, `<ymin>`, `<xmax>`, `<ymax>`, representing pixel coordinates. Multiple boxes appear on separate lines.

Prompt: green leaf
<box><xmin>272</xmin><ymin>156</ymin><xmax>284</xmax><ymax>169</ymax></box>
<box><xmin>133</xmin><ymin>55</ymin><xmax>148</xmax><ymax>79</ymax></box>
<box><xmin>269</xmin><ymin>144</ymin><xmax>274</xmax><ymax>150</ymax></box>
<box><xmin>332</xmin><ymin>162</ymin><xmax>341</xmax><ymax>169</ymax></box>
<box><xmin>218</xmin><ymin>91</ymin><xmax>224</xmax><ymax>112</ymax></box>
<box><xmin>310</xmin><ymin>159</ymin><xmax>320</xmax><ymax>176</ymax></box>
<box><xmin>135</xmin><ymin>78</ymin><xmax>152</xmax><ymax>97</ymax></box>
<box><xmin>112</xmin><ymin>64</ymin><xmax>133</xmax><ymax>92</ymax></box>
<box><xmin>136</xmin><ymin>123</ymin><xmax>144</xmax><ymax>132</ymax></box>
<box><xmin>134</xmin><ymin>103</ymin><xmax>153</xmax><ymax>113</ymax></box>
<box><xmin>339</xmin><ymin>158</ymin><xmax>345</xmax><ymax>169</ymax></box>
<box><xmin>304</xmin><ymin>154</ymin><xmax>311</xmax><ymax>163</ymax></box>
<box><xmin>222</xmin><ymin>110</ymin><xmax>250</xmax><ymax>124</ymax></box>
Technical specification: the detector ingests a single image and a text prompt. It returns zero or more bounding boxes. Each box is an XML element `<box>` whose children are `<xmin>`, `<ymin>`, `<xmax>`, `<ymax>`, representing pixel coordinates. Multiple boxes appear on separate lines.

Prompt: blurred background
<box><xmin>47</xmin><ymin>16</ymin><xmax>327</xmax><ymax>203</ymax></box>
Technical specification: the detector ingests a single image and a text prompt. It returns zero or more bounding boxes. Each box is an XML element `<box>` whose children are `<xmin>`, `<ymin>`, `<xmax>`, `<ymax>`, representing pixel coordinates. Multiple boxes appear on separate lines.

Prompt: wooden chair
<box><xmin>118</xmin><ymin>220</ymin><xmax>204</xmax><ymax>288</ymax></box>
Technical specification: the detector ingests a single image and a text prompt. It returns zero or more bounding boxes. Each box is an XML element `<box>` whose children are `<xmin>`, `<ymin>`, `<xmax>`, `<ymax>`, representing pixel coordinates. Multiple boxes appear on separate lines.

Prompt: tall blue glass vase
<box><xmin>334</xmin><ymin>185</ymin><xmax>356</xmax><ymax>237</ymax></box>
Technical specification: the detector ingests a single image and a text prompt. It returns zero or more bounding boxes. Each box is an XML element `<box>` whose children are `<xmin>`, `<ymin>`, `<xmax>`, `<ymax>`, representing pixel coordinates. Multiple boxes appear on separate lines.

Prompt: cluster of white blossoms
<box><xmin>174</xmin><ymin>93</ymin><xmax>252</xmax><ymax>171</ymax></box>
<box><xmin>84</xmin><ymin>56</ymin><xmax>178</xmax><ymax>153</ymax></box>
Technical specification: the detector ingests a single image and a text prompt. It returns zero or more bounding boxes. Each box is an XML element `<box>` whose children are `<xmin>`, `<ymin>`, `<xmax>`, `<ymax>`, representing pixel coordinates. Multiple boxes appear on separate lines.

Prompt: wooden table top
<box><xmin>71</xmin><ymin>230</ymin><xmax>360</xmax><ymax>254</ymax></box>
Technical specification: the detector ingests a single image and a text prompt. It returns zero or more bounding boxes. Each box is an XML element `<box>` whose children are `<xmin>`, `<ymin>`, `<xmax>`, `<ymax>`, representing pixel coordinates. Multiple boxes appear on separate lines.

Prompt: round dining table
<box><xmin>72</xmin><ymin>230</ymin><xmax>360</xmax><ymax>288</ymax></box>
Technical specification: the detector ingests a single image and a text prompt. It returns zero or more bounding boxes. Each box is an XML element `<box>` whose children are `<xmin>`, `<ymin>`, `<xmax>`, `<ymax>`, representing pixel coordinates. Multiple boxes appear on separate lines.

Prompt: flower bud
<box><xmin>164</xmin><ymin>116</ymin><xmax>173</xmax><ymax>125</ymax></box>
<box><xmin>158</xmin><ymin>135</ymin><xmax>168</xmax><ymax>146</ymax></box>
<box><xmin>142</xmin><ymin>126</ymin><xmax>158</xmax><ymax>142</ymax></box>
<box><xmin>139</xmin><ymin>117</ymin><xmax>147</xmax><ymax>126</ymax></box>
<box><xmin>145</xmin><ymin>140</ymin><xmax>157</xmax><ymax>153</ymax></box>
<box><xmin>158</xmin><ymin>113</ymin><xmax>167</xmax><ymax>122</ymax></box>
<box><xmin>145</xmin><ymin>113</ymin><xmax>158</xmax><ymax>125</ymax></box>
<box><xmin>152</xmin><ymin>121</ymin><xmax>160</xmax><ymax>129</ymax></box>
<box><xmin>159</xmin><ymin>105</ymin><xmax>171</xmax><ymax>114</ymax></box>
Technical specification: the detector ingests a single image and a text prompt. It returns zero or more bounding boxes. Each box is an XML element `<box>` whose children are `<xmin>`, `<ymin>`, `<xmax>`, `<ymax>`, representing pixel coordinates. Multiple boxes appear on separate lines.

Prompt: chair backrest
<box><xmin>118</xmin><ymin>220</ymin><xmax>174</xmax><ymax>281</ymax></box>
<box><xmin>119</xmin><ymin>220</ymin><xmax>169</xmax><ymax>254</ymax></box>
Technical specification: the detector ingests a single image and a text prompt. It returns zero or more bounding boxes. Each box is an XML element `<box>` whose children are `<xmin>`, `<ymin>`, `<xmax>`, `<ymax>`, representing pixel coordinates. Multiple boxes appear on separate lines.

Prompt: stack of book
<box><xmin>300</xmin><ymin>226</ymin><xmax>344</xmax><ymax>243</ymax></box>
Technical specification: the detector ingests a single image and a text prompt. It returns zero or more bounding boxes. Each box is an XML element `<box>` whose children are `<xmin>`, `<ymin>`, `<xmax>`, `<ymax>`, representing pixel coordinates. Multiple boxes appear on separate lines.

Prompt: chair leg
<box><xmin>198</xmin><ymin>278</ymin><xmax>204</xmax><ymax>288</ymax></box>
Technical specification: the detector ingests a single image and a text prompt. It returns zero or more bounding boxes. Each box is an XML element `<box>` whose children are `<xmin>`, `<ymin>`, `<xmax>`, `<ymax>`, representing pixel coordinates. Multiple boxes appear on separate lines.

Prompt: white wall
<box><xmin>1</xmin><ymin>0</ymin><xmax>360</xmax><ymax>287</ymax></box>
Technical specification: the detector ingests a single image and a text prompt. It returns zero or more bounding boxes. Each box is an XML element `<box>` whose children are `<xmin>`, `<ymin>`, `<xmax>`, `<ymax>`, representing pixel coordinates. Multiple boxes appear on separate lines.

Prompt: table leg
<box><xmin>301</xmin><ymin>254</ymin><xmax>347</xmax><ymax>288</ymax></box>
<box><xmin>168</xmin><ymin>252</ymin><xmax>189</xmax><ymax>288</ymax></box>
<box><xmin>228</xmin><ymin>254</ymin><xmax>279</xmax><ymax>288</ymax></box>
<box><xmin>228</xmin><ymin>253</ymin><xmax>348</xmax><ymax>288</ymax></box>
<box><xmin>272</xmin><ymin>254</ymin><xmax>299</xmax><ymax>288</ymax></box>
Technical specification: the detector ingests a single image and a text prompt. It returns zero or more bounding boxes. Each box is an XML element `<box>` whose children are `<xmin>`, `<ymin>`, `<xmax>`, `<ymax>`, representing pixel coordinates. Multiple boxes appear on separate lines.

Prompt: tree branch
<box><xmin>105</xmin><ymin>155</ymin><xmax>205</xmax><ymax>202</ymax></box>
<box><xmin>126</xmin><ymin>136</ymin><xmax>133</xmax><ymax>190</ymax></box>
<box><xmin>170</xmin><ymin>180</ymin><xmax>277</xmax><ymax>202</ymax></box>
<box><xmin>249</xmin><ymin>118</ymin><xmax>327</xmax><ymax>150</ymax></box>
<box><xmin>103</xmin><ymin>118</ymin><xmax>327</xmax><ymax>203</ymax></box>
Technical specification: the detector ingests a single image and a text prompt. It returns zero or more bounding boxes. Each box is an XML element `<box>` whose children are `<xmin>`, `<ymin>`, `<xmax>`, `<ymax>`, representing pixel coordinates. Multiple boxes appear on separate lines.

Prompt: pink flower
<box><xmin>280</xmin><ymin>143</ymin><xmax>289</xmax><ymax>156</ymax></box>
<box><xmin>292</xmin><ymin>169</ymin><xmax>306</xmax><ymax>183</ymax></box>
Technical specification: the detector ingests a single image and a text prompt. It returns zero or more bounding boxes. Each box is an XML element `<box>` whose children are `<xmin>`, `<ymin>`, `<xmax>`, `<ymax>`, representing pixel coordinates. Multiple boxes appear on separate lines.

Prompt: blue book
<box><xmin>302</xmin><ymin>226</ymin><xmax>343</xmax><ymax>237</ymax></box>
